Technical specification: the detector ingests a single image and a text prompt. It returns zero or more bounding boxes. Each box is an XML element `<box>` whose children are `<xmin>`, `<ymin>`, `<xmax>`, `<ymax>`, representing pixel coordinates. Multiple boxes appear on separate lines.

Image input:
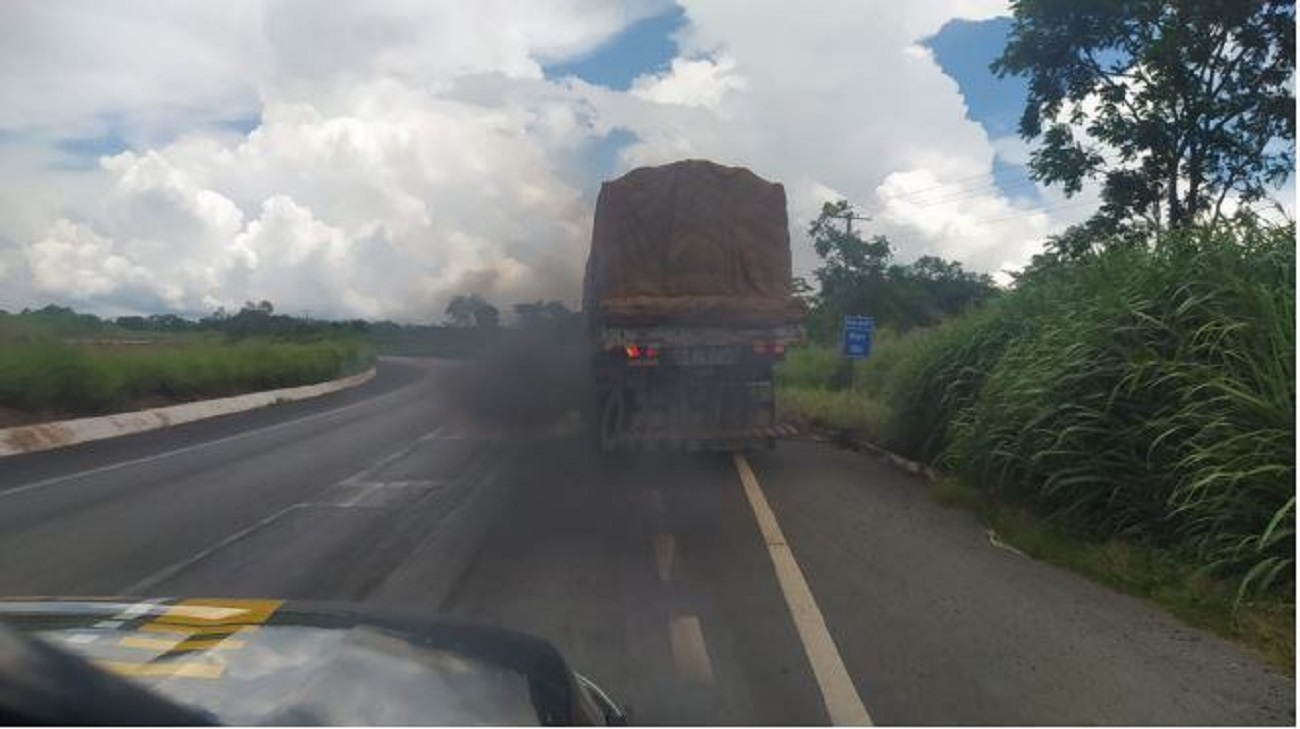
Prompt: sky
<box><xmin>0</xmin><ymin>1</ymin><xmax>1274</xmax><ymax>322</ymax></box>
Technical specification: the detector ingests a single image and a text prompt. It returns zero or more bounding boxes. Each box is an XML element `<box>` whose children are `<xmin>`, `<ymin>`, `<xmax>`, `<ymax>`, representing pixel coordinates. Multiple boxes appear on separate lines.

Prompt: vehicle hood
<box><xmin>0</xmin><ymin>597</ymin><xmax>591</xmax><ymax>725</ymax></box>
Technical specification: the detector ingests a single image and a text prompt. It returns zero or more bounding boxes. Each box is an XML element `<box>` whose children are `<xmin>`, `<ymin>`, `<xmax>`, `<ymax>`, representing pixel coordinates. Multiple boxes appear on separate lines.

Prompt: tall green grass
<box><xmin>0</xmin><ymin>337</ymin><xmax>374</xmax><ymax>416</ymax></box>
<box><xmin>877</xmin><ymin>225</ymin><xmax>1293</xmax><ymax>598</ymax></box>
<box><xmin>775</xmin><ymin>344</ymin><xmax>854</xmax><ymax>390</ymax></box>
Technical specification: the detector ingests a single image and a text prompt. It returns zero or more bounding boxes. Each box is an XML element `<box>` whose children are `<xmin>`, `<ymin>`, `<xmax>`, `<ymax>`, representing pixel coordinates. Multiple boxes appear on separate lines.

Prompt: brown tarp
<box><xmin>582</xmin><ymin>159</ymin><xmax>804</xmax><ymax>328</ymax></box>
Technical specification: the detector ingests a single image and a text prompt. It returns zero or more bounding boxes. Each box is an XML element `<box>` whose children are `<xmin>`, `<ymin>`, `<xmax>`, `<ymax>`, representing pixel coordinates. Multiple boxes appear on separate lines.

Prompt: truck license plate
<box><xmin>672</xmin><ymin>346</ymin><xmax>740</xmax><ymax>365</ymax></box>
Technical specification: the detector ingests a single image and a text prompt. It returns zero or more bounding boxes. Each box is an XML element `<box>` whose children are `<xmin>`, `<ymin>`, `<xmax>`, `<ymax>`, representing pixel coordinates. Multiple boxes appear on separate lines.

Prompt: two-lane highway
<box><xmin>0</xmin><ymin>357</ymin><xmax>1292</xmax><ymax>724</ymax></box>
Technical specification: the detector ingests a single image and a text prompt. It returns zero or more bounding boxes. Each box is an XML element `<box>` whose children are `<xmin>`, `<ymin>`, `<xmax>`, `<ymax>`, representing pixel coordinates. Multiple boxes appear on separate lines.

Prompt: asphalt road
<box><xmin>0</xmin><ymin>357</ymin><xmax>1292</xmax><ymax>725</ymax></box>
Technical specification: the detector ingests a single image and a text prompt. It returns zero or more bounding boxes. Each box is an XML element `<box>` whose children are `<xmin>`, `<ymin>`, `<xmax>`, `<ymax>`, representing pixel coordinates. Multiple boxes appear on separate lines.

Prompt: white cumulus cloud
<box><xmin>0</xmin><ymin>0</ymin><xmax>1119</xmax><ymax>320</ymax></box>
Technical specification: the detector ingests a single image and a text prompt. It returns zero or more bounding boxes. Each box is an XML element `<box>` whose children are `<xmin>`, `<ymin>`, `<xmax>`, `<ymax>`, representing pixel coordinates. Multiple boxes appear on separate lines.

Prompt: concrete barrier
<box><xmin>0</xmin><ymin>367</ymin><xmax>377</xmax><ymax>458</ymax></box>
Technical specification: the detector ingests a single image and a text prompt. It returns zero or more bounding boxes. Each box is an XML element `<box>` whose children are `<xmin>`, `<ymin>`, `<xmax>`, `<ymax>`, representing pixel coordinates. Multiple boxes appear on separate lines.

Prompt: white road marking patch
<box><xmin>94</xmin><ymin>620</ymin><xmax>124</xmax><ymax>629</ymax></box>
<box><xmin>337</xmin><ymin>480</ymin><xmax>386</xmax><ymax>507</ymax></box>
<box><xmin>336</xmin><ymin>436</ymin><xmax>429</xmax><ymax>487</ymax></box>
<box><xmin>733</xmin><ymin>452</ymin><xmax>874</xmax><ymax>726</ymax></box>
<box><xmin>61</xmin><ymin>633</ymin><xmax>99</xmax><ymax>645</ymax></box>
<box><xmin>669</xmin><ymin>615</ymin><xmax>715</xmax><ymax>685</ymax></box>
<box><xmin>417</xmin><ymin>426</ymin><xmax>448</xmax><ymax>442</ymax></box>
<box><xmin>326</xmin><ymin>427</ymin><xmax>445</xmax><ymax>506</ymax></box>
<box><xmin>653</xmin><ymin>534</ymin><xmax>675</xmax><ymax>582</ymax></box>
<box><xmin>120</xmin><ymin>423</ymin><xmax>447</xmax><ymax>593</ymax></box>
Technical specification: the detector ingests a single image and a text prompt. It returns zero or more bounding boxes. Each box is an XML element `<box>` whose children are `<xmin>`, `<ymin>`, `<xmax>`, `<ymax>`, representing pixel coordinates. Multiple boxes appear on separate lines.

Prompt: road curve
<box><xmin>0</xmin><ymin>356</ymin><xmax>1291</xmax><ymax>725</ymax></box>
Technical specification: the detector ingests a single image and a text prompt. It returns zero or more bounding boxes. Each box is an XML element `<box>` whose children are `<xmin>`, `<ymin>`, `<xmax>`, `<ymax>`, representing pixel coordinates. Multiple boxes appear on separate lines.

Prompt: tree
<box><xmin>444</xmin><ymin>295</ymin><xmax>475</xmax><ymax>328</ymax></box>
<box><xmin>243</xmin><ymin>300</ymin><xmax>274</xmax><ymax>316</ymax></box>
<box><xmin>444</xmin><ymin>294</ymin><xmax>499</xmax><ymax>329</ymax></box>
<box><xmin>513</xmin><ymin>300</ymin><xmax>582</xmax><ymax>342</ymax></box>
<box><xmin>514</xmin><ymin>300</ymin><xmax>578</xmax><ymax>328</ymax></box>
<box><xmin>993</xmin><ymin>0</ymin><xmax>1295</xmax><ymax>232</ymax></box>
<box><xmin>806</xmin><ymin>201</ymin><xmax>996</xmax><ymax>338</ymax></box>
<box><xmin>115</xmin><ymin>315</ymin><xmax>147</xmax><ymax>331</ymax></box>
<box><xmin>474</xmin><ymin>302</ymin><xmax>500</xmax><ymax>329</ymax></box>
<box><xmin>146</xmin><ymin>314</ymin><xmax>193</xmax><ymax>332</ymax></box>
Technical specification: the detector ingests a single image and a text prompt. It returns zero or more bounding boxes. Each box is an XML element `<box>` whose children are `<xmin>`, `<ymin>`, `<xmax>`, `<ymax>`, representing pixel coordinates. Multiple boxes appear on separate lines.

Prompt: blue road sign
<box><xmin>841</xmin><ymin>315</ymin><xmax>874</xmax><ymax>359</ymax></box>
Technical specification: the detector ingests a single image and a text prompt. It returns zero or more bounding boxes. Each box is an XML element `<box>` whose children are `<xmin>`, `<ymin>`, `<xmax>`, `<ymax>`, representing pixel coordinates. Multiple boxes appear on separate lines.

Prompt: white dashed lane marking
<box><xmin>669</xmin><ymin>615</ymin><xmax>716</xmax><ymax>685</ymax></box>
<box><xmin>653</xmin><ymin>533</ymin><xmax>675</xmax><ymax>582</ymax></box>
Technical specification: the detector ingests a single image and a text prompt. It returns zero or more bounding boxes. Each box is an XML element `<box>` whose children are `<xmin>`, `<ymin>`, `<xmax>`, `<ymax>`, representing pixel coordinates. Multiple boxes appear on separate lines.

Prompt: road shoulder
<box><xmin>747</xmin><ymin>439</ymin><xmax>1295</xmax><ymax>725</ymax></box>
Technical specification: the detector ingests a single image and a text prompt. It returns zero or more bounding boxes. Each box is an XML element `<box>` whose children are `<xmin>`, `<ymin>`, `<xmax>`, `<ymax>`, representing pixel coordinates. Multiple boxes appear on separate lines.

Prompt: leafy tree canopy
<box><xmin>993</xmin><ymin>0</ymin><xmax>1295</xmax><ymax>233</ymax></box>
<box><xmin>444</xmin><ymin>294</ymin><xmax>500</xmax><ymax>329</ymax></box>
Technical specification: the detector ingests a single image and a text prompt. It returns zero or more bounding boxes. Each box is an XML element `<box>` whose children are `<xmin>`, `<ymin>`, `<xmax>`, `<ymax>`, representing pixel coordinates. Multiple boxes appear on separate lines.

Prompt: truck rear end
<box><xmin>590</xmin><ymin>324</ymin><xmax>801</xmax><ymax>451</ymax></box>
<box><xmin>582</xmin><ymin>160</ymin><xmax>805</xmax><ymax>452</ymax></box>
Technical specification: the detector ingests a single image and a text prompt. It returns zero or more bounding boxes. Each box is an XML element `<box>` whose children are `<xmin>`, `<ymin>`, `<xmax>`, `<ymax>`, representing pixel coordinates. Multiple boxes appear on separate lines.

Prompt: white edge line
<box><xmin>0</xmin><ymin>377</ymin><xmax>413</xmax><ymax>500</ymax></box>
<box><xmin>733</xmin><ymin>451</ymin><xmax>874</xmax><ymax>727</ymax></box>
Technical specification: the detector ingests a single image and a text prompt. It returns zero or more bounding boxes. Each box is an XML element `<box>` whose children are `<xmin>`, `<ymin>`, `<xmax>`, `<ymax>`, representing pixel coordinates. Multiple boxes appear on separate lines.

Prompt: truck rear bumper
<box><xmin>608</xmin><ymin>423</ymin><xmax>798</xmax><ymax>452</ymax></box>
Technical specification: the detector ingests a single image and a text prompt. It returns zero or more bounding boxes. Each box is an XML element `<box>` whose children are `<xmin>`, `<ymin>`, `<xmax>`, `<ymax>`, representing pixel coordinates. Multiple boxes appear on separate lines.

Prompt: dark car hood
<box><xmin>0</xmin><ymin>598</ymin><xmax>601</xmax><ymax>725</ymax></box>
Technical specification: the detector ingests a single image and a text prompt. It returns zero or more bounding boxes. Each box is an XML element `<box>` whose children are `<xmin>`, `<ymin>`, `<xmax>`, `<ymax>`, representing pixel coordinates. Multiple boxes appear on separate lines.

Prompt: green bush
<box><xmin>0</xmin><ymin>343</ymin><xmax>119</xmax><ymax>412</ymax></box>
<box><xmin>878</xmin><ymin>224</ymin><xmax>1294</xmax><ymax>597</ymax></box>
<box><xmin>0</xmin><ymin>337</ymin><xmax>374</xmax><ymax>416</ymax></box>
<box><xmin>775</xmin><ymin>344</ymin><xmax>853</xmax><ymax>390</ymax></box>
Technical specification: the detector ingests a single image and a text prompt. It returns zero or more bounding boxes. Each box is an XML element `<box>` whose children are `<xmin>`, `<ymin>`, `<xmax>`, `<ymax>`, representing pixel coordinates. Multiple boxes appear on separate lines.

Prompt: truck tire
<box><xmin>598</xmin><ymin>389</ymin><xmax>626</xmax><ymax>453</ymax></box>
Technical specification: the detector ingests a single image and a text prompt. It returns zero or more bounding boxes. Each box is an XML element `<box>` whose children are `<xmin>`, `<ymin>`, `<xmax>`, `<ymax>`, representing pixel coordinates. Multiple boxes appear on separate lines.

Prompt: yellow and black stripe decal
<box><xmin>97</xmin><ymin>598</ymin><xmax>282</xmax><ymax>680</ymax></box>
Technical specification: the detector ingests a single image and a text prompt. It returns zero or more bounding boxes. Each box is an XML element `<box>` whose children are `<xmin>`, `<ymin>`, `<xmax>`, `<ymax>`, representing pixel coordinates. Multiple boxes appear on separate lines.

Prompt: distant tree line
<box><xmin>2</xmin><ymin>296</ymin><xmax>584</xmax><ymax>351</ymax></box>
<box><xmin>1</xmin><ymin>301</ymin><xmax>369</xmax><ymax>341</ymax></box>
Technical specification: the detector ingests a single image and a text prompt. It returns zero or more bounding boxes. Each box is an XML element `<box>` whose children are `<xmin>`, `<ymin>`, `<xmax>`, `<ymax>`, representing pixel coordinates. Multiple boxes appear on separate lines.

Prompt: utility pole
<box><xmin>832</xmin><ymin>210</ymin><xmax>872</xmax><ymax>237</ymax></box>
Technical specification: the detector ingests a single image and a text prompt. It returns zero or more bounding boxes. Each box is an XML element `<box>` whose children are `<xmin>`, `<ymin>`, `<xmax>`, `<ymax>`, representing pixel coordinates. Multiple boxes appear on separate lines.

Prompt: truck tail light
<box><xmin>623</xmin><ymin>344</ymin><xmax>659</xmax><ymax>364</ymax></box>
<box><xmin>751</xmin><ymin>341</ymin><xmax>786</xmax><ymax>360</ymax></box>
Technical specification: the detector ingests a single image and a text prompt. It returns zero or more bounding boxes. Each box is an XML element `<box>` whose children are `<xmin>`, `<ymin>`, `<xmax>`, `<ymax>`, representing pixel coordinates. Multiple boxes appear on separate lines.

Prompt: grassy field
<box><xmin>776</xmin><ymin>223</ymin><xmax>1295</xmax><ymax>669</ymax></box>
<box><xmin>0</xmin><ymin>321</ymin><xmax>374</xmax><ymax>422</ymax></box>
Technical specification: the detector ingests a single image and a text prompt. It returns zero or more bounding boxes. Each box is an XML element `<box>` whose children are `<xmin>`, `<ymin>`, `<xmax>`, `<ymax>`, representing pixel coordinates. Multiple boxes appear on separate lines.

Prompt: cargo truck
<box><xmin>582</xmin><ymin>160</ymin><xmax>805</xmax><ymax>452</ymax></box>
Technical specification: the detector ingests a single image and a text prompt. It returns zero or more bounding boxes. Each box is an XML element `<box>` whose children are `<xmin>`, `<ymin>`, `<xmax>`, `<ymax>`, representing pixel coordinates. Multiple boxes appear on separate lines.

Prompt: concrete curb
<box><xmin>0</xmin><ymin>367</ymin><xmax>377</xmax><ymax>458</ymax></box>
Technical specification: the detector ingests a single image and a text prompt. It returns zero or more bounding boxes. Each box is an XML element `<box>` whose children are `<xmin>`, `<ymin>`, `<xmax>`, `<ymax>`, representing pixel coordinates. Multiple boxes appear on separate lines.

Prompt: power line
<box><xmin>885</xmin><ymin>167</ymin><xmax>1030</xmax><ymax>197</ymax></box>
<box><xmin>887</xmin><ymin>177</ymin><xmax>1043</xmax><ymax>208</ymax></box>
<box><xmin>880</xmin><ymin>167</ymin><xmax>1035</xmax><ymax>202</ymax></box>
<box><xmin>959</xmin><ymin>199</ymin><xmax>1098</xmax><ymax>227</ymax></box>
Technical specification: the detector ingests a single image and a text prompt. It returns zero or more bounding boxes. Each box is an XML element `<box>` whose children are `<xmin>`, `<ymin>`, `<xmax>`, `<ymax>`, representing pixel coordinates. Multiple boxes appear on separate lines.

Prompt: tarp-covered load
<box><xmin>583</xmin><ymin>160</ymin><xmax>804</xmax><ymax>328</ymax></box>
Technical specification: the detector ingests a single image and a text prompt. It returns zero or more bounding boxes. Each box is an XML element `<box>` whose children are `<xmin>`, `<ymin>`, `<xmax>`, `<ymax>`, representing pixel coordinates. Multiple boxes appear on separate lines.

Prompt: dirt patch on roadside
<box><xmin>0</xmin><ymin>406</ymin><xmax>52</xmax><ymax>429</ymax></box>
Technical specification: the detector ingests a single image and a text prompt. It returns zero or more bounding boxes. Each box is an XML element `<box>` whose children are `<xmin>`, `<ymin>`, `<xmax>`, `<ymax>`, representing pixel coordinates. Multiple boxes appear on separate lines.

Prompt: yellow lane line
<box><xmin>732</xmin><ymin>452</ymin><xmax>874</xmax><ymax>726</ymax></box>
